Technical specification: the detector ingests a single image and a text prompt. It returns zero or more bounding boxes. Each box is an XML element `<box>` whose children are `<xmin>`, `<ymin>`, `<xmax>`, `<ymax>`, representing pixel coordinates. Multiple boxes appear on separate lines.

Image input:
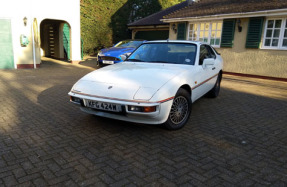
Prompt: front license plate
<box><xmin>103</xmin><ymin>60</ymin><xmax>114</xmax><ymax>64</ymax></box>
<box><xmin>84</xmin><ymin>99</ymin><xmax>121</xmax><ymax>112</ymax></box>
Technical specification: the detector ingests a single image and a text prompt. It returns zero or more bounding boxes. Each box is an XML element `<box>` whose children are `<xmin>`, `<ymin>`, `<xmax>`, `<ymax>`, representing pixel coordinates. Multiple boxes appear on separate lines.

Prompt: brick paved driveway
<box><xmin>0</xmin><ymin>58</ymin><xmax>287</xmax><ymax>186</ymax></box>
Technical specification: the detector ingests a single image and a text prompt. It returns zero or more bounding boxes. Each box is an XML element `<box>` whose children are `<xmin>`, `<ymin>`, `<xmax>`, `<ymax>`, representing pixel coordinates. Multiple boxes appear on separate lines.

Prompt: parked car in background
<box><xmin>70</xmin><ymin>40</ymin><xmax>223</xmax><ymax>130</ymax></box>
<box><xmin>97</xmin><ymin>39</ymin><xmax>145</xmax><ymax>66</ymax></box>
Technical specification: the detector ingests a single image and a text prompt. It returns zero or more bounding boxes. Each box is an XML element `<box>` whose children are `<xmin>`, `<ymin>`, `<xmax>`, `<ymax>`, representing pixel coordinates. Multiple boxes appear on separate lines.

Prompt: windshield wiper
<box><xmin>149</xmin><ymin>61</ymin><xmax>169</xmax><ymax>63</ymax></box>
<box><xmin>126</xmin><ymin>59</ymin><xmax>143</xmax><ymax>62</ymax></box>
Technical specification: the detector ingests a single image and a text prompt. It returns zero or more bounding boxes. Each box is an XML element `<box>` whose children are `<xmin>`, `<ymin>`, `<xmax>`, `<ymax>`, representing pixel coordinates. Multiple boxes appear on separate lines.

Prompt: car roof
<box><xmin>121</xmin><ymin>39</ymin><xmax>145</xmax><ymax>42</ymax></box>
<box><xmin>144</xmin><ymin>40</ymin><xmax>204</xmax><ymax>45</ymax></box>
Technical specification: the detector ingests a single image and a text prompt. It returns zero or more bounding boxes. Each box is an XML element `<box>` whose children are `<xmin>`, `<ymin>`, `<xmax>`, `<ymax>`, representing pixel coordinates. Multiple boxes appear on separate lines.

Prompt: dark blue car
<box><xmin>97</xmin><ymin>40</ymin><xmax>145</xmax><ymax>66</ymax></box>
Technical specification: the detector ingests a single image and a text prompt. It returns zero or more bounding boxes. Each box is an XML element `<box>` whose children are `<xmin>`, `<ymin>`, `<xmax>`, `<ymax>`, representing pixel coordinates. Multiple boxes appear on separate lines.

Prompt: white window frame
<box><xmin>187</xmin><ymin>21</ymin><xmax>223</xmax><ymax>48</ymax></box>
<box><xmin>262</xmin><ymin>17</ymin><xmax>287</xmax><ymax>50</ymax></box>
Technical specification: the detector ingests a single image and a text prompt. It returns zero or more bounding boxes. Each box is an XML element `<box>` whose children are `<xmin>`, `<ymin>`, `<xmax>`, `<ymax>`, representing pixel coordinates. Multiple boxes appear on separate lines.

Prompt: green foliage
<box><xmin>159</xmin><ymin>0</ymin><xmax>186</xmax><ymax>9</ymax></box>
<box><xmin>81</xmin><ymin>0</ymin><xmax>185</xmax><ymax>54</ymax></box>
<box><xmin>80</xmin><ymin>0</ymin><xmax>125</xmax><ymax>54</ymax></box>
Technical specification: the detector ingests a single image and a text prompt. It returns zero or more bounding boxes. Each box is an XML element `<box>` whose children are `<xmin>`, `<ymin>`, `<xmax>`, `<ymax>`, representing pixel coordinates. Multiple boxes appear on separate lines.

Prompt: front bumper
<box><xmin>69</xmin><ymin>92</ymin><xmax>173</xmax><ymax>125</ymax></box>
<box><xmin>97</xmin><ymin>55</ymin><xmax>123</xmax><ymax>65</ymax></box>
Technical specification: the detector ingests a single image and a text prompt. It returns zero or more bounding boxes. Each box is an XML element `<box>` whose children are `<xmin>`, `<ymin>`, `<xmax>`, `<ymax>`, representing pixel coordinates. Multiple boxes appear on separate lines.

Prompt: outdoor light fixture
<box><xmin>23</xmin><ymin>17</ymin><xmax>27</xmax><ymax>26</ymax></box>
<box><xmin>237</xmin><ymin>19</ymin><xmax>242</xmax><ymax>32</ymax></box>
<box><xmin>172</xmin><ymin>23</ymin><xmax>177</xmax><ymax>34</ymax></box>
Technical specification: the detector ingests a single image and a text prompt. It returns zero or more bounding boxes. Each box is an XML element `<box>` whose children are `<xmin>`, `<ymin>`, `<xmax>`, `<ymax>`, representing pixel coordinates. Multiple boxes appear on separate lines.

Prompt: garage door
<box><xmin>0</xmin><ymin>19</ymin><xmax>14</xmax><ymax>69</ymax></box>
<box><xmin>135</xmin><ymin>30</ymin><xmax>169</xmax><ymax>40</ymax></box>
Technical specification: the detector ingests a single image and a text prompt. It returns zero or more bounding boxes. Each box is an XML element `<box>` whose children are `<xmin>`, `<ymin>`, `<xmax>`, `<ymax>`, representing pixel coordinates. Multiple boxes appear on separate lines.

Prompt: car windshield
<box><xmin>126</xmin><ymin>43</ymin><xmax>197</xmax><ymax>65</ymax></box>
<box><xmin>114</xmin><ymin>40</ymin><xmax>143</xmax><ymax>48</ymax></box>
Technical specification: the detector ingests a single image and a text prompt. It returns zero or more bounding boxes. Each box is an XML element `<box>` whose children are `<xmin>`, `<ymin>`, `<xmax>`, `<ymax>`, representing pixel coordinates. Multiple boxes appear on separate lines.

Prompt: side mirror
<box><xmin>120</xmin><ymin>53</ymin><xmax>131</xmax><ymax>61</ymax></box>
<box><xmin>202</xmin><ymin>58</ymin><xmax>215</xmax><ymax>68</ymax></box>
<box><xmin>120</xmin><ymin>54</ymin><xmax>127</xmax><ymax>61</ymax></box>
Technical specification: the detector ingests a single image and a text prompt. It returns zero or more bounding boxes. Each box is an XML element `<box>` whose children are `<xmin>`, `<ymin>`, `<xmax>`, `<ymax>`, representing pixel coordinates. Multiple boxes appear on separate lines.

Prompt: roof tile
<box><xmin>164</xmin><ymin>0</ymin><xmax>287</xmax><ymax>19</ymax></box>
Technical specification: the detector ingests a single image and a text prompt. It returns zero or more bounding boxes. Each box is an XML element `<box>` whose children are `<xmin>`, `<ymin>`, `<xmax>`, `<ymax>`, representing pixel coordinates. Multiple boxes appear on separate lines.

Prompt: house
<box><xmin>127</xmin><ymin>0</ymin><xmax>192</xmax><ymax>40</ymax></box>
<box><xmin>161</xmin><ymin>0</ymin><xmax>287</xmax><ymax>79</ymax></box>
<box><xmin>0</xmin><ymin>0</ymin><xmax>81</xmax><ymax>69</ymax></box>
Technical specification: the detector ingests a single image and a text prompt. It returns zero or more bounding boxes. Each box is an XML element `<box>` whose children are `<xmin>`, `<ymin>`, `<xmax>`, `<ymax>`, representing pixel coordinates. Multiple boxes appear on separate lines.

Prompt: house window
<box><xmin>263</xmin><ymin>18</ymin><xmax>287</xmax><ymax>49</ymax></box>
<box><xmin>210</xmin><ymin>22</ymin><xmax>222</xmax><ymax>46</ymax></box>
<box><xmin>188</xmin><ymin>21</ymin><xmax>222</xmax><ymax>47</ymax></box>
<box><xmin>199</xmin><ymin>23</ymin><xmax>209</xmax><ymax>43</ymax></box>
<box><xmin>188</xmin><ymin>24</ymin><xmax>198</xmax><ymax>41</ymax></box>
<box><xmin>284</xmin><ymin>21</ymin><xmax>287</xmax><ymax>47</ymax></box>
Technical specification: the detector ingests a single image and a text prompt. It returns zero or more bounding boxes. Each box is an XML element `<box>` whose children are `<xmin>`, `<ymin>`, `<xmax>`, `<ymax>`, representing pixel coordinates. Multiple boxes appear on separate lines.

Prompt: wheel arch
<box><xmin>179</xmin><ymin>84</ymin><xmax>192</xmax><ymax>96</ymax></box>
<box><xmin>163</xmin><ymin>84</ymin><xmax>192</xmax><ymax>130</ymax></box>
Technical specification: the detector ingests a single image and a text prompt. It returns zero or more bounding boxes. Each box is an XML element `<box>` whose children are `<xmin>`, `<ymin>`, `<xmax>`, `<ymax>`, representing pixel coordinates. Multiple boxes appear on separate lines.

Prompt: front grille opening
<box><xmin>100</xmin><ymin>56</ymin><xmax>120</xmax><ymax>61</ymax></box>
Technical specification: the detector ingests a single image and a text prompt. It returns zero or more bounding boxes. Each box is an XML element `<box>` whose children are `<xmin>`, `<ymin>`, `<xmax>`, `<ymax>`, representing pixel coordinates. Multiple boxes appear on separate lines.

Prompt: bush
<box><xmin>81</xmin><ymin>0</ymin><xmax>185</xmax><ymax>55</ymax></box>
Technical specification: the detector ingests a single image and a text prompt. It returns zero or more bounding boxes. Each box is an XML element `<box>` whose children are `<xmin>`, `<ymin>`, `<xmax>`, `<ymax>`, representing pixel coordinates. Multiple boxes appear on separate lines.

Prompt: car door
<box><xmin>192</xmin><ymin>44</ymin><xmax>217</xmax><ymax>101</ymax></box>
<box><xmin>204</xmin><ymin>44</ymin><xmax>219</xmax><ymax>87</ymax></box>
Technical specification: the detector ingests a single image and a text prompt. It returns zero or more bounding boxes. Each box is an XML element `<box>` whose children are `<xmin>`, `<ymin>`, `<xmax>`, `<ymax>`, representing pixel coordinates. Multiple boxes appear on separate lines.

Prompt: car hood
<box><xmin>100</xmin><ymin>47</ymin><xmax>135</xmax><ymax>57</ymax></box>
<box><xmin>72</xmin><ymin>62</ymin><xmax>187</xmax><ymax>101</ymax></box>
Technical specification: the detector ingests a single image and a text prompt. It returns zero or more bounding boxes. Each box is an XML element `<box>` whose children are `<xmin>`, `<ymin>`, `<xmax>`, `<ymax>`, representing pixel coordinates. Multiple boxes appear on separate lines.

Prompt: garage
<box><xmin>135</xmin><ymin>30</ymin><xmax>169</xmax><ymax>40</ymax></box>
<box><xmin>0</xmin><ymin>19</ymin><xmax>14</xmax><ymax>69</ymax></box>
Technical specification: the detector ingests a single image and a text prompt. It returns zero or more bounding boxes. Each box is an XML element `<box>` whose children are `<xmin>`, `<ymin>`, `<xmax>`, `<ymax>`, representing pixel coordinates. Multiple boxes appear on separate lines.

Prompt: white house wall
<box><xmin>0</xmin><ymin>0</ymin><xmax>81</xmax><ymax>68</ymax></box>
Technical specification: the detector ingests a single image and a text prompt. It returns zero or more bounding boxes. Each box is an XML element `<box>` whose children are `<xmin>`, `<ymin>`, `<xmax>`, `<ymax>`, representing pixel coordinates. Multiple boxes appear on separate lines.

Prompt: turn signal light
<box><xmin>70</xmin><ymin>96</ymin><xmax>82</xmax><ymax>104</ymax></box>
<box><xmin>128</xmin><ymin>106</ymin><xmax>156</xmax><ymax>113</ymax></box>
<box><xmin>143</xmin><ymin>106</ymin><xmax>156</xmax><ymax>112</ymax></box>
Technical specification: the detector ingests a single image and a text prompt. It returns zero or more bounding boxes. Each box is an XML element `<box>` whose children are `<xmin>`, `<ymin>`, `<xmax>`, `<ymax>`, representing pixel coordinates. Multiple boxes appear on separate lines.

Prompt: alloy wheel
<box><xmin>169</xmin><ymin>96</ymin><xmax>189</xmax><ymax>125</ymax></box>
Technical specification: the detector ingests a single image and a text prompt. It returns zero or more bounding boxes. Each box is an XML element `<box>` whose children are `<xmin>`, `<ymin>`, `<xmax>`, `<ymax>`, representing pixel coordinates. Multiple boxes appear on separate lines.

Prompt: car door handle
<box><xmin>212</xmin><ymin>67</ymin><xmax>216</xmax><ymax>70</ymax></box>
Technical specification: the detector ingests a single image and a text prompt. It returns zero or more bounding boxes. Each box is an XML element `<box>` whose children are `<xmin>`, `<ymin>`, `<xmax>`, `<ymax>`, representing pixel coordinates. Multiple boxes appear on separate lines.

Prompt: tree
<box><xmin>81</xmin><ymin>0</ymin><xmax>185</xmax><ymax>54</ymax></box>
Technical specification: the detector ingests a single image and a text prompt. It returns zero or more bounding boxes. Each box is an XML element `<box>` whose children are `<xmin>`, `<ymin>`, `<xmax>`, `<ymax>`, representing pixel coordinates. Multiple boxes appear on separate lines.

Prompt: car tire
<box><xmin>97</xmin><ymin>61</ymin><xmax>103</xmax><ymax>68</ymax></box>
<box><xmin>206</xmin><ymin>72</ymin><xmax>222</xmax><ymax>98</ymax></box>
<box><xmin>163</xmin><ymin>88</ymin><xmax>192</xmax><ymax>130</ymax></box>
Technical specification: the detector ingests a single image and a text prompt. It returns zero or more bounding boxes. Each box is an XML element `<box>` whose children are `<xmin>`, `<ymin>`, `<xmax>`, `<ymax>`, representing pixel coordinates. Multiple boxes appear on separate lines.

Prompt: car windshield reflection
<box><xmin>114</xmin><ymin>40</ymin><xmax>143</xmax><ymax>48</ymax></box>
<box><xmin>127</xmin><ymin>43</ymin><xmax>197</xmax><ymax>65</ymax></box>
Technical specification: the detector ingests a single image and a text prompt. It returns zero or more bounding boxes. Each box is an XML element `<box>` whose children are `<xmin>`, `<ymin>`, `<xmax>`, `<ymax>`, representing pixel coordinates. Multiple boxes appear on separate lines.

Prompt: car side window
<box><xmin>199</xmin><ymin>45</ymin><xmax>216</xmax><ymax>65</ymax></box>
<box><xmin>206</xmin><ymin>45</ymin><xmax>216</xmax><ymax>59</ymax></box>
<box><xmin>199</xmin><ymin>45</ymin><xmax>209</xmax><ymax>65</ymax></box>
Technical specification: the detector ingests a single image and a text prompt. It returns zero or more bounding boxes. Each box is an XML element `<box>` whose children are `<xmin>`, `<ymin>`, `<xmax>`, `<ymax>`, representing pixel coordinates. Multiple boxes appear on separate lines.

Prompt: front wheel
<box><xmin>163</xmin><ymin>88</ymin><xmax>192</xmax><ymax>130</ymax></box>
<box><xmin>96</xmin><ymin>61</ymin><xmax>104</xmax><ymax>68</ymax></box>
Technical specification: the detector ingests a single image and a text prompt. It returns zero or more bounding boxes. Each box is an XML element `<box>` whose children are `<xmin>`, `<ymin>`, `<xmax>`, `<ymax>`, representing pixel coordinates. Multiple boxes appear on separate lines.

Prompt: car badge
<box><xmin>108</xmin><ymin>86</ymin><xmax>113</xmax><ymax>89</ymax></box>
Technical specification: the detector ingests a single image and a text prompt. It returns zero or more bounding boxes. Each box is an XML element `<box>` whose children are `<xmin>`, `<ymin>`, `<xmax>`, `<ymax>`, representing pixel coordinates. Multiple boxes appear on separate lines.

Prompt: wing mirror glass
<box><xmin>202</xmin><ymin>58</ymin><xmax>215</xmax><ymax>68</ymax></box>
<box><xmin>120</xmin><ymin>53</ymin><xmax>131</xmax><ymax>61</ymax></box>
<box><xmin>120</xmin><ymin>54</ymin><xmax>127</xmax><ymax>61</ymax></box>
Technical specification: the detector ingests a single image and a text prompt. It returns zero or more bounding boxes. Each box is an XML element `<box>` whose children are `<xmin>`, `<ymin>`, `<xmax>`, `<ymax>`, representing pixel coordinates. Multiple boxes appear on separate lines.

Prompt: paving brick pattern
<box><xmin>0</xmin><ymin>58</ymin><xmax>287</xmax><ymax>186</ymax></box>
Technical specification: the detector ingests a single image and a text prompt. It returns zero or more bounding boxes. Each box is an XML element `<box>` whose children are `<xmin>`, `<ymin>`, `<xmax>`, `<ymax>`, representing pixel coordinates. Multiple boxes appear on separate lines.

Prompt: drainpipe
<box><xmin>31</xmin><ymin>18</ymin><xmax>36</xmax><ymax>69</ymax></box>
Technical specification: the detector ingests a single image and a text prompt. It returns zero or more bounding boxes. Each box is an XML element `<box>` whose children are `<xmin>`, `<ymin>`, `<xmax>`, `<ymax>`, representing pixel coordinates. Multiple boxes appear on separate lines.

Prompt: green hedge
<box><xmin>81</xmin><ymin>0</ymin><xmax>185</xmax><ymax>54</ymax></box>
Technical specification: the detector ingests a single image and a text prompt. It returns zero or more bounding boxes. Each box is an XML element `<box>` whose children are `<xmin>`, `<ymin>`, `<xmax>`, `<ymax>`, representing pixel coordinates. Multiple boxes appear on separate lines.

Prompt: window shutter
<box><xmin>221</xmin><ymin>19</ymin><xmax>236</xmax><ymax>47</ymax></box>
<box><xmin>177</xmin><ymin>23</ymin><xmax>186</xmax><ymax>40</ymax></box>
<box><xmin>245</xmin><ymin>17</ymin><xmax>264</xmax><ymax>48</ymax></box>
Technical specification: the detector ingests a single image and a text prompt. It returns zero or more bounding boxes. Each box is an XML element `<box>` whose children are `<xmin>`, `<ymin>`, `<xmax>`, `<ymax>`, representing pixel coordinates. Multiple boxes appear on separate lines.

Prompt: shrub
<box><xmin>81</xmin><ymin>0</ymin><xmax>185</xmax><ymax>54</ymax></box>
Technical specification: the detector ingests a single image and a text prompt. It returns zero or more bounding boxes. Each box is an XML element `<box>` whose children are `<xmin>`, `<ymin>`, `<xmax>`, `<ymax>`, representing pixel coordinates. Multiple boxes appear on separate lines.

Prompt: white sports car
<box><xmin>69</xmin><ymin>40</ymin><xmax>223</xmax><ymax>130</ymax></box>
